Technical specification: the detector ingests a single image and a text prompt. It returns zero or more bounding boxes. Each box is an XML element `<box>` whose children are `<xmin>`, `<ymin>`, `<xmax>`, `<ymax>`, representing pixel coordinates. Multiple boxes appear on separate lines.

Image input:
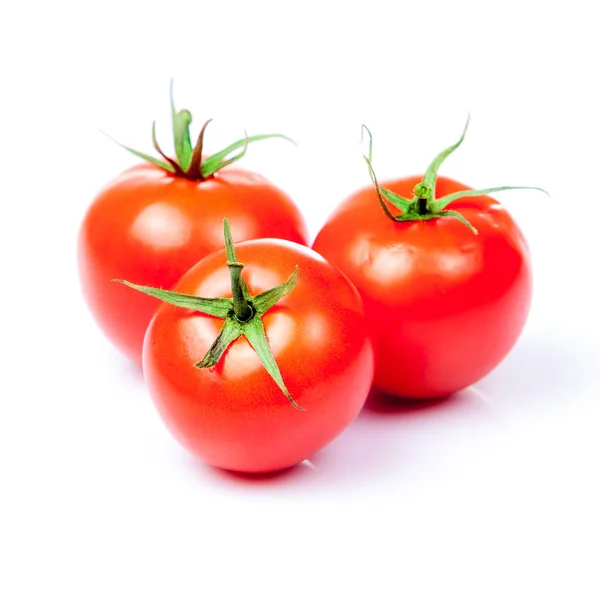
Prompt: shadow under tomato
<box><xmin>475</xmin><ymin>329</ymin><xmax>598</xmax><ymax>415</ymax></box>
<box><xmin>184</xmin><ymin>454</ymin><xmax>319</xmax><ymax>487</ymax></box>
<box><xmin>362</xmin><ymin>387</ymin><xmax>463</xmax><ymax>416</ymax></box>
<box><xmin>113</xmin><ymin>353</ymin><xmax>144</xmax><ymax>382</ymax></box>
<box><xmin>306</xmin><ymin>383</ymin><xmax>500</xmax><ymax>479</ymax></box>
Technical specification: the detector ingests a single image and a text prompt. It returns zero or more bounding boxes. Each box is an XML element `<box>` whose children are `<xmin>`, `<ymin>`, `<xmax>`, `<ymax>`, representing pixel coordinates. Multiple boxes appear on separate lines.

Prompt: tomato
<box><xmin>79</xmin><ymin>165</ymin><xmax>307</xmax><ymax>364</ymax></box>
<box><xmin>123</xmin><ymin>225</ymin><xmax>374</xmax><ymax>473</ymax></box>
<box><xmin>313</xmin><ymin>123</ymin><xmax>540</xmax><ymax>399</ymax></box>
<box><xmin>78</xmin><ymin>87</ymin><xmax>308</xmax><ymax>364</ymax></box>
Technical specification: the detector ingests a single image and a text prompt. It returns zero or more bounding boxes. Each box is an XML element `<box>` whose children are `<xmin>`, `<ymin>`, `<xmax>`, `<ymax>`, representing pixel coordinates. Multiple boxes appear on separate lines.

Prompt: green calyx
<box><xmin>106</xmin><ymin>81</ymin><xmax>294</xmax><ymax>182</ymax></box>
<box><xmin>362</xmin><ymin>118</ymin><xmax>547</xmax><ymax>234</ymax></box>
<box><xmin>114</xmin><ymin>219</ymin><xmax>303</xmax><ymax>410</ymax></box>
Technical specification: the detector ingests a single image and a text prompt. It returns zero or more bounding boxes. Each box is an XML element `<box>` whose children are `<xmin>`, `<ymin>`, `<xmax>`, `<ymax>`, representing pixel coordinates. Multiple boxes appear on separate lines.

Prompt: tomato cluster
<box><xmin>78</xmin><ymin>89</ymin><xmax>542</xmax><ymax>473</ymax></box>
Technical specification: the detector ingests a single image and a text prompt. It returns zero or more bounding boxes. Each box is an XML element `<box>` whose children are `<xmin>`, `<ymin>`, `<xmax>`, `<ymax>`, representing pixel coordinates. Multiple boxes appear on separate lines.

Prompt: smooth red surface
<box><xmin>143</xmin><ymin>239</ymin><xmax>374</xmax><ymax>473</ymax></box>
<box><xmin>77</xmin><ymin>164</ymin><xmax>309</xmax><ymax>364</ymax></box>
<box><xmin>312</xmin><ymin>175</ymin><xmax>532</xmax><ymax>399</ymax></box>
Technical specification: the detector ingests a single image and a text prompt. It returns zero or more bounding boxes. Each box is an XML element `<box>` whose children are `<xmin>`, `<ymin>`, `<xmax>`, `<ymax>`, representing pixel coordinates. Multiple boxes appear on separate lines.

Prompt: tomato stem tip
<box><xmin>106</xmin><ymin>82</ymin><xmax>295</xmax><ymax>182</ymax></box>
<box><xmin>361</xmin><ymin>119</ymin><xmax>545</xmax><ymax>232</ymax></box>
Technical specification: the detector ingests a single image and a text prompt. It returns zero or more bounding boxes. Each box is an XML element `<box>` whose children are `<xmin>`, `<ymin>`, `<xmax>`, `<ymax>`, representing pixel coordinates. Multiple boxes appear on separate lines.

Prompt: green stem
<box><xmin>223</xmin><ymin>219</ymin><xmax>252</xmax><ymax>321</ymax></box>
<box><xmin>109</xmin><ymin>83</ymin><xmax>294</xmax><ymax>183</ymax></box>
<box><xmin>228</xmin><ymin>261</ymin><xmax>253</xmax><ymax>322</ymax></box>
<box><xmin>413</xmin><ymin>182</ymin><xmax>432</xmax><ymax>215</ymax></box>
<box><xmin>362</xmin><ymin>120</ymin><xmax>546</xmax><ymax>232</ymax></box>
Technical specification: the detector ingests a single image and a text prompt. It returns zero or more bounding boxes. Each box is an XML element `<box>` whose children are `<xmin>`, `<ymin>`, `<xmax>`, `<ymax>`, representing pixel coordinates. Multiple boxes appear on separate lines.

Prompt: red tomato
<box><xmin>78</xmin><ymin>149</ymin><xmax>307</xmax><ymax>365</ymax></box>
<box><xmin>78</xmin><ymin>87</ymin><xmax>308</xmax><ymax>364</ymax></box>
<box><xmin>139</xmin><ymin>238</ymin><xmax>374</xmax><ymax>473</ymax></box>
<box><xmin>313</xmin><ymin>174</ymin><xmax>533</xmax><ymax>399</ymax></box>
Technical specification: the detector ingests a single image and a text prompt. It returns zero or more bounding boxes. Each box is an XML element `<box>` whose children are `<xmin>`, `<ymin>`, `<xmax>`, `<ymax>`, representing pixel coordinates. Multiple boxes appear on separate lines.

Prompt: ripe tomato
<box><xmin>123</xmin><ymin>225</ymin><xmax>374</xmax><ymax>473</ymax></box>
<box><xmin>313</xmin><ymin>123</ymin><xmax>540</xmax><ymax>399</ymax></box>
<box><xmin>78</xmin><ymin>88</ymin><xmax>308</xmax><ymax>365</ymax></box>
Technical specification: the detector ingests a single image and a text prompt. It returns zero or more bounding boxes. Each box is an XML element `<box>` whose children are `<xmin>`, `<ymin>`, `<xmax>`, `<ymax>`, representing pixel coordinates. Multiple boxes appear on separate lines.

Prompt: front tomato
<box><xmin>78</xmin><ymin>87</ymin><xmax>307</xmax><ymax>365</ymax></box>
<box><xmin>313</xmin><ymin>122</ymin><xmax>541</xmax><ymax>399</ymax></box>
<box><xmin>122</xmin><ymin>223</ymin><xmax>374</xmax><ymax>473</ymax></box>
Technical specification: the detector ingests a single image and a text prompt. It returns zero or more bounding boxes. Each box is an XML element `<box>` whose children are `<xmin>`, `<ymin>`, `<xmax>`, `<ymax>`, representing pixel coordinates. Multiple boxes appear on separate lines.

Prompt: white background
<box><xmin>2</xmin><ymin>1</ymin><xmax>599</xmax><ymax>598</ymax></box>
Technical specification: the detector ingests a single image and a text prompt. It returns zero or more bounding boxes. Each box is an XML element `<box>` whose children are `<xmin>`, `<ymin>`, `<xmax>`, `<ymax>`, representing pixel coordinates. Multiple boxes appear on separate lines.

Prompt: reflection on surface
<box><xmin>300</xmin><ymin>311</ymin><xmax>330</xmax><ymax>346</ymax></box>
<box><xmin>433</xmin><ymin>245</ymin><xmax>481</xmax><ymax>280</ymax></box>
<box><xmin>351</xmin><ymin>238</ymin><xmax>415</xmax><ymax>281</ymax></box>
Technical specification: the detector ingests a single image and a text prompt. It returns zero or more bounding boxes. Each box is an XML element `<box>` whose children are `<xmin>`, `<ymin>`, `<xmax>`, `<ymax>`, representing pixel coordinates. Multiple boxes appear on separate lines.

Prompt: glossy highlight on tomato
<box><xmin>140</xmin><ymin>238</ymin><xmax>374</xmax><ymax>473</ymax></box>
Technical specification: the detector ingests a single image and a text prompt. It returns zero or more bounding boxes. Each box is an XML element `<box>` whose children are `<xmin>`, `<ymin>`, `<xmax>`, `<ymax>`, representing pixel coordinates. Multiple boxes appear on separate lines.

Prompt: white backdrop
<box><xmin>2</xmin><ymin>1</ymin><xmax>599</xmax><ymax>598</ymax></box>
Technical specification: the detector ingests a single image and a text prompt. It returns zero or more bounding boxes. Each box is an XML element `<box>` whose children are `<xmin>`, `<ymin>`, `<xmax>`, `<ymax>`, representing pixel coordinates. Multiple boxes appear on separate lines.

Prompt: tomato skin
<box><xmin>77</xmin><ymin>164</ymin><xmax>309</xmax><ymax>364</ymax></box>
<box><xmin>142</xmin><ymin>239</ymin><xmax>374</xmax><ymax>473</ymax></box>
<box><xmin>312</xmin><ymin>175</ymin><xmax>532</xmax><ymax>399</ymax></box>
